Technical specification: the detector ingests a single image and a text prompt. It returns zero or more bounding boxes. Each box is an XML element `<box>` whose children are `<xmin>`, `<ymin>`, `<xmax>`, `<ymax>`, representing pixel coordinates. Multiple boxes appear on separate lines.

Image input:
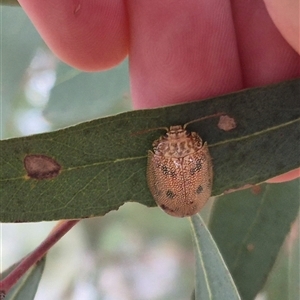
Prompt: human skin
<box><xmin>18</xmin><ymin>0</ymin><xmax>300</xmax><ymax>182</ymax></box>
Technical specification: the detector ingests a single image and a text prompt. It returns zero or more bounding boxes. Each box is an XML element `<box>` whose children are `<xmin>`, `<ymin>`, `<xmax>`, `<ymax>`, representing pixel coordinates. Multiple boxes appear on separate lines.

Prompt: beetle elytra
<box><xmin>147</xmin><ymin>113</ymin><xmax>224</xmax><ymax>217</ymax></box>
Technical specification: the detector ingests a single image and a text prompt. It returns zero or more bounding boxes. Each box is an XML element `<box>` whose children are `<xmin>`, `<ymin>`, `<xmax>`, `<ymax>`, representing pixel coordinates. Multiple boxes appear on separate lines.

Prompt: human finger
<box><xmin>127</xmin><ymin>0</ymin><xmax>243</xmax><ymax>108</ymax></box>
<box><xmin>267</xmin><ymin>169</ymin><xmax>300</xmax><ymax>183</ymax></box>
<box><xmin>18</xmin><ymin>0</ymin><xmax>129</xmax><ymax>70</ymax></box>
<box><xmin>264</xmin><ymin>0</ymin><xmax>299</xmax><ymax>54</ymax></box>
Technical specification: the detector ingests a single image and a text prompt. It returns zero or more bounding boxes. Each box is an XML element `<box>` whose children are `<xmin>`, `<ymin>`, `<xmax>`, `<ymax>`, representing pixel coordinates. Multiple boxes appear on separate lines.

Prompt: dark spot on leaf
<box><xmin>251</xmin><ymin>185</ymin><xmax>262</xmax><ymax>195</ymax></box>
<box><xmin>24</xmin><ymin>154</ymin><xmax>61</xmax><ymax>180</ymax></box>
<box><xmin>247</xmin><ymin>244</ymin><xmax>255</xmax><ymax>251</ymax></box>
<box><xmin>196</xmin><ymin>185</ymin><xmax>203</xmax><ymax>194</ymax></box>
<box><xmin>0</xmin><ymin>291</ymin><xmax>6</xmax><ymax>300</ymax></box>
<box><xmin>218</xmin><ymin>115</ymin><xmax>236</xmax><ymax>131</ymax></box>
<box><xmin>166</xmin><ymin>190</ymin><xmax>175</xmax><ymax>199</ymax></box>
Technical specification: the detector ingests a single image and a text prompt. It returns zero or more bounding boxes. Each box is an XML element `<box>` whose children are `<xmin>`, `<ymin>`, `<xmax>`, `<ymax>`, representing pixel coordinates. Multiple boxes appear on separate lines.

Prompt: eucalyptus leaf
<box><xmin>264</xmin><ymin>228</ymin><xmax>300</xmax><ymax>300</ymax></box>
<box><xmin>44</xmin><ymin>60</ymin><xmax>130</xmax><ymax>127</ymax></box>
<box><xmin>190</xmin><ymin>214</ymin><xmax>241</xmax><ymax>300</ymax></box>
<box><xmin>0</xmin><ymin>0</ymin><xmax>20</xmax><ymax>6</ymax></box>
<box><xmin>209</xmin><ymin>180</ymin><xmax>300</xmax><ymax>300</ymax></box>
<box><xmin>2</xmin><ymin>256</ymin><xmax>46</xmax><ymax>300</ymax></box>
<box><xmin>0</xmin><ymin>79</ymin><xmax>299</xmax><ymax>222</ymax></box>
<box><xmin>1</xmin><ymin>6</ymin><xmax>42</xmax><ymax>135</ymax></box>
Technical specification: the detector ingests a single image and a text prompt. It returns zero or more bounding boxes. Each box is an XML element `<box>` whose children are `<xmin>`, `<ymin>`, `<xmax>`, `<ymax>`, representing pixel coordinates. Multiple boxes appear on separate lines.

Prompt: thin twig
<box><xmin>0</xmin><ymin>219</ymin><xmax>80</xmax><ymax>296</ymax></box>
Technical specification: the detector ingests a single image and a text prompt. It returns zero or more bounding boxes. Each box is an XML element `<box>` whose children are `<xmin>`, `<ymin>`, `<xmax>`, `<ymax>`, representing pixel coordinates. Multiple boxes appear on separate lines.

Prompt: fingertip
<box><xmin>18</xmin><ymin>0</ymin><xmax>129</xmax><ymax>71</ymax></box>
<box><xmin>264</xmin><ymin>0</ymin><xmax>300</xmax><ymax>54</ymax></box>
<box><xmin>267</xmin><ymin>168</ymin><xmax>300</xmax><ymax>183</ymax></box>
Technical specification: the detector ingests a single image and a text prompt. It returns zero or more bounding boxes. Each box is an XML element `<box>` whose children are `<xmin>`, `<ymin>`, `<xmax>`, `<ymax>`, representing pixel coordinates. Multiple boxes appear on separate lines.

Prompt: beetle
<box><xmin>147</xmin><ymin>113</ymin><xmax>223</xmax><ymax>217</ymax></box>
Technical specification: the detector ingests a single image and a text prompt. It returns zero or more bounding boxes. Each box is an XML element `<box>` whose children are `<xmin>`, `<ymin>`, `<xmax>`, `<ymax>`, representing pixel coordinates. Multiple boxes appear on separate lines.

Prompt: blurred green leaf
<box><xmin>2</xmin><ymin>256</ymin><xmax>46</xmax><ymax>300</ymax></box>
<box><xmin>262</xmin><ymin>218</ymin><xmax>299</xmax><ymax>300</ymax></box>
<box><xmin>1</xmin><ymin>6</ymin><xmax>42</xmax><ymax>135</ymax></box>
<box><xmin>190</xmin><ymin>214</ymin><xmax>241</xmax><ymax>300</ymax></box>
<box><xmin>44</xmin><ymin>60</ymin><xmax>131</xmax><ymax>127</ymax></box>
<box><xmin>0</xmin><ymin>79</ymin><xmax>299</xmax><ymax>222</ymax></box>
<box><xmin>0</xmin><ymin>0</ymin><xmax>20</xmax><ymax>6</ymax></box>
<box><xmin>209</xmin><ymin>180</ymin><xmax>300</xmax><ymax>300</ymax></box>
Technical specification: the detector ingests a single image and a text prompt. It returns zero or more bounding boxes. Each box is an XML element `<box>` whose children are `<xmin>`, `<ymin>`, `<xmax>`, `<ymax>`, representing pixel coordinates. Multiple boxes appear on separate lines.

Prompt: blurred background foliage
<box><xmin>1</xmin><ymin>5</ymin><xmax>299</xmax><ymax>300</ymax></box>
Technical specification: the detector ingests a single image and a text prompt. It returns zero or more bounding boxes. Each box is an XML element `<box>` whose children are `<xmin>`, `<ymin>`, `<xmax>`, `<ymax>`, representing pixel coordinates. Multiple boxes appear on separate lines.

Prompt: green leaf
<box><xmin>190</xmin><ymin>214</ymin><xmax>241</xmax><ymax>300</ymax></box>
<box><xmin>209</xmin><ymin>179</ymin><xmax>300</xmax><ymax>300</ymax></box>
<box><xmin>2</xmin><ymin>257</ymin><xmax>46</xmax><ymax>300</ymax></box>
<box><xmin>1</xmin><ymin>6</ymin><xmax>43</xmax><ymax>135</ymax></box>
<box><xmin>0</xmin><ymin>0</ymin><xmax>20</xmax><ymax>6</ymax></box>
<box><xmin>263</xmin><ymin>224</ymin><xmax>300</xmax><ymax>300</ymax></box>
<box><xmin>263</xmin><ymin>227</ymin><xmax>300</xmax><ymax>300</ymax></box>
<box><xmin>44</xmin><ymin>60</ymin><xmax>131</xmax><ymax>128</ymax></box>
<box><xmin>0</xmin><ymin>79</ymin><xmax>299</xmax><ymax>222</ymax></box>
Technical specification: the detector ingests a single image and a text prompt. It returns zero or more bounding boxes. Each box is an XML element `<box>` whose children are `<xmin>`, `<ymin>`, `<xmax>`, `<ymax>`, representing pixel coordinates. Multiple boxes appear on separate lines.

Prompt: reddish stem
<box><xmin>0</xmin><ymin>219</ymin><xmax>79</xmax><ymax>296</ymax></box>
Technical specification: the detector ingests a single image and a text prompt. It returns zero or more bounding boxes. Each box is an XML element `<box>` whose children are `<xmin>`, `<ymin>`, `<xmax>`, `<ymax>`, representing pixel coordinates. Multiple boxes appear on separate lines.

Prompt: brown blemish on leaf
<box><xmin>24</xmin><ymin>154</ymin><xmax>61</xmax><ymax>180</ymax></box>
<box><xmin>218</xmin><ymin>115</ymin><xmax>236</xmax><ymax>131</ymax></box>
<box><xmin>247</xmin><ymin>244</ymin><xmax>255</xmax><ymax>251</ymax></box>
<box><xmin>251</xmin><ymin>185</ymin><xmax>262</xmax><ymax>195</ymax></box>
